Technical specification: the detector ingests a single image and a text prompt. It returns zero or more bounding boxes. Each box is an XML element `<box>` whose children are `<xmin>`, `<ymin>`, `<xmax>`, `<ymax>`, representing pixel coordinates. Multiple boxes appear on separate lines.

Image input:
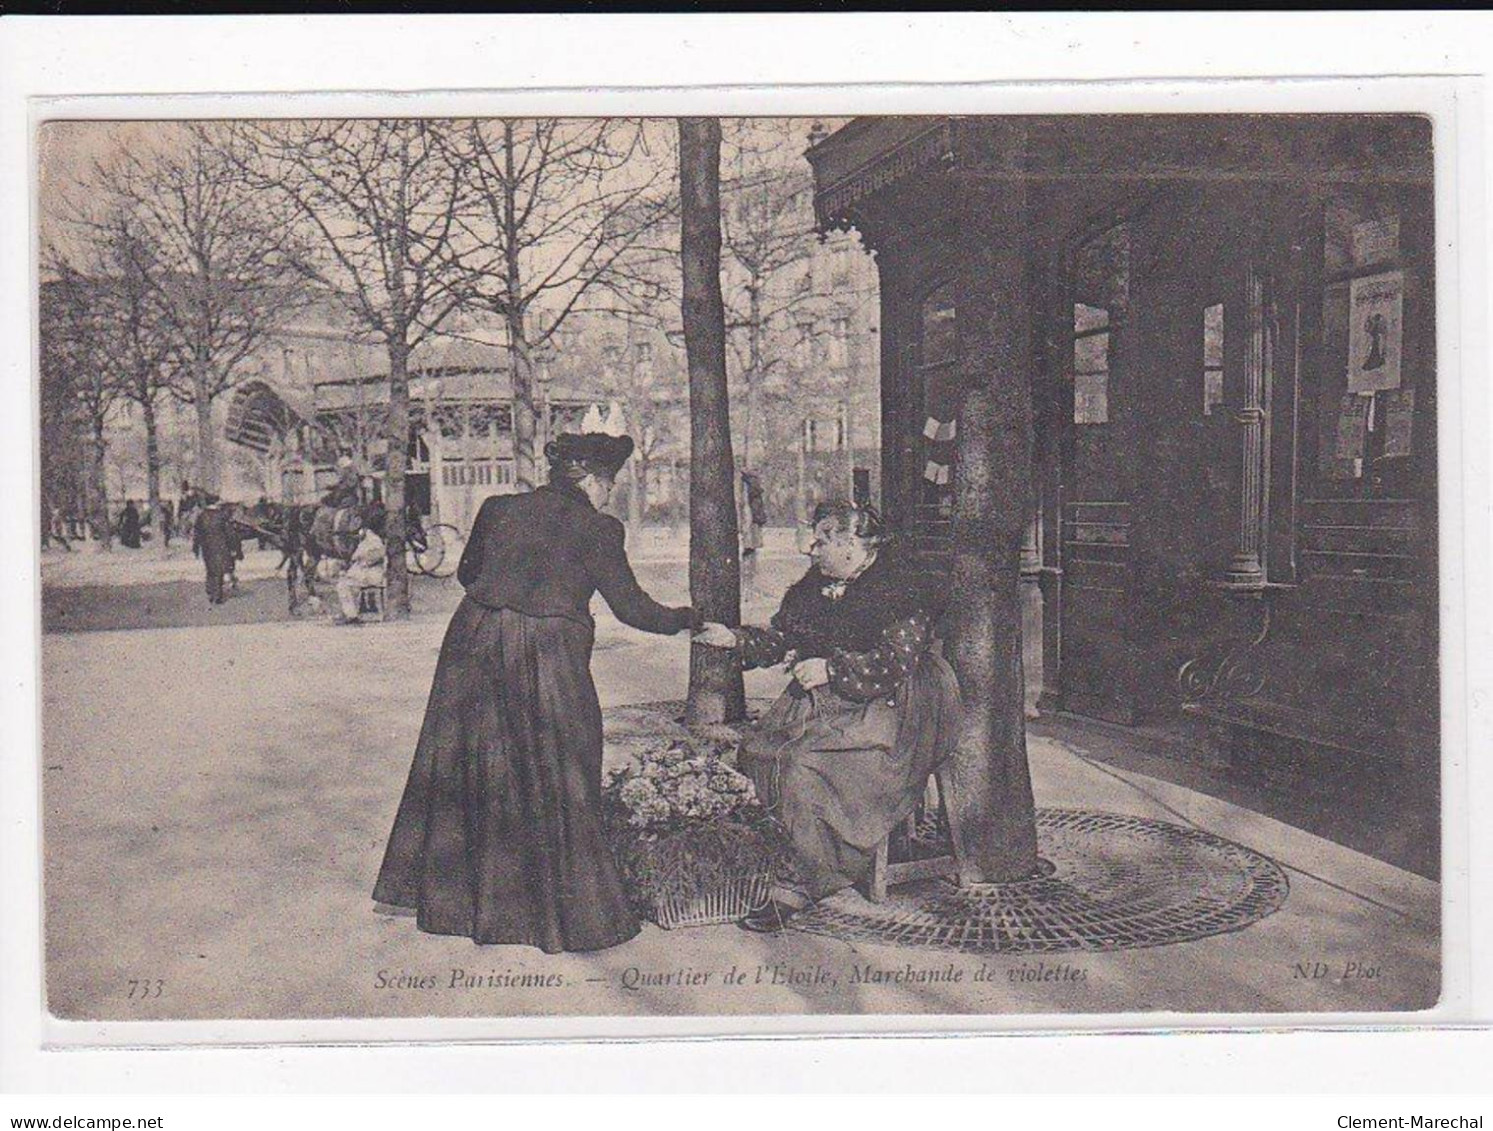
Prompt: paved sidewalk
<box><xmin>37</xmin><ymin>526</ymin><xmax>805</xmax><ymax>588</ymax></box>
<box><xmin>40</xmin><ymin>608</ymin><xmax>1439</xmax><ymax>1025</ymax></box>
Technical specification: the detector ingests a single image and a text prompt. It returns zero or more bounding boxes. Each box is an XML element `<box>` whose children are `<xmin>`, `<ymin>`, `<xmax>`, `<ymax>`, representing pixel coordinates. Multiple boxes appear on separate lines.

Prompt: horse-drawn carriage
<box><xmin>226</xmin><ymin>499</ymin><xmax>460</xmax><ymax>613</ymax></box>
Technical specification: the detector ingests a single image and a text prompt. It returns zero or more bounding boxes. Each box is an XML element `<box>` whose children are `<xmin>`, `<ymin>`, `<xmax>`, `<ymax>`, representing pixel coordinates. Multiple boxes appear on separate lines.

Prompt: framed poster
<box><xmin>1347</xmin><ymin>270</ymin><xmax>1405</xmax><ymax>393</ymax></box>
<box><xmin>1382</xmin><ymin>386</ymin><xmax>1417</xmax><ymax>460</ymax></box>
<box><xmin>1351</xmin><ymin>215</ymin><xmax>1401</xmax><ymax>268</ymax></box>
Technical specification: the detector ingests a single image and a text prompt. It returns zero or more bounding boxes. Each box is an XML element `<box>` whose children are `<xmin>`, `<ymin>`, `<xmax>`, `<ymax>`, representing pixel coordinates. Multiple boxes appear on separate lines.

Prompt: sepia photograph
<box><xmin>34</xmin><ymin>108</ymin><xmax>1442</xmax><ymax>1027</ymax></box>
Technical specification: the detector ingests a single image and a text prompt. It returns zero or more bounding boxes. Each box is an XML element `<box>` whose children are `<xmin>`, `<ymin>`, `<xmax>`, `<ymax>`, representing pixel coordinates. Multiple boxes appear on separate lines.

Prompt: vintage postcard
<box><xmin>32</xmin><ymin>105</ymin><xmax>1447</xmax><ymax>1035</ymax></box>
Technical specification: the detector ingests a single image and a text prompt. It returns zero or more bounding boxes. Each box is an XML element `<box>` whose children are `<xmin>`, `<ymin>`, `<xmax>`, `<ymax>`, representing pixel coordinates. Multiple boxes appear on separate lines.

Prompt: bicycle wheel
<box><xmin>410</xmin><ymin>523</ymin><xmax>460</xmax><ymax>578</ymax></box>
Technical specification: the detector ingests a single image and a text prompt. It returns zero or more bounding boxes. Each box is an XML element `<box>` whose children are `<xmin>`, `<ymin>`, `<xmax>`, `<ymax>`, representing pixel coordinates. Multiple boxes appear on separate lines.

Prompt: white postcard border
<box><xmin>2</xmin><ymin>12</ymin><xmax>1489</xmax><ymax>1089</ymax></box>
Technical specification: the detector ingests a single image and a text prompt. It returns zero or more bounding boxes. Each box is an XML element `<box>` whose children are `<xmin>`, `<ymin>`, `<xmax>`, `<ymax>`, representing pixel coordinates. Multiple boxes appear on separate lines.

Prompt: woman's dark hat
<box><xmin>545</xmin><ymin>432</ymin><xmax>635</xmax><ymax>477</ymax></box>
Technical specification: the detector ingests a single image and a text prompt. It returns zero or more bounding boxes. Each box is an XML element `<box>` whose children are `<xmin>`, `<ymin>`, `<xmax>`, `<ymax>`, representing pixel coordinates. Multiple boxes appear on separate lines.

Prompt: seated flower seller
<box><xmin>694</xmin><ymin>500</ymin><xmax>962</xmax><ymax>932</ymax></box>
<box><xmin>332</xmin><ymin>503</ymin><xmax>387</xmax><ymax>626</ymax></box>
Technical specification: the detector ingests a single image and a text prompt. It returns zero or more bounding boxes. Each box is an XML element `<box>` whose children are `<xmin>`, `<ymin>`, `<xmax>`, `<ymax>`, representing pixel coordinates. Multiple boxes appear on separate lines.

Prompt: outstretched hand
<box><xmin>693</xmin><ymin>622</ymin><xmax>739</xmax><ymax>649</ymax></box>
<box><xmin>791</xmin><ymin>657</ymin><xmax>830</xmax><ymax>690</ymax></box>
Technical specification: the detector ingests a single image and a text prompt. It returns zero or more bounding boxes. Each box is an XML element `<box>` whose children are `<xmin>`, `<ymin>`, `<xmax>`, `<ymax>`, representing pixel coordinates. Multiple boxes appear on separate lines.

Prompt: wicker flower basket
<box><xmin>602</xmin><ymin>738</ymin><xmax>789</xmax><ymax>930</ymax></box>
<box><xmin>653</xmin><ymin>871</ymin><xmax>771</xmax><ymax>931</ymax></box>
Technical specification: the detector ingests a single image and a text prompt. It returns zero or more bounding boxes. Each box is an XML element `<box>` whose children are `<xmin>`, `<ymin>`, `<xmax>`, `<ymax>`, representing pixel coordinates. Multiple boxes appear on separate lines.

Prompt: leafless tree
<box><xmin>679</xmin><ymin>117</ymin><xmax>746</xmax><ymax>725</ymax></box>
<box><xmin>623</xmin><ymin>119</ymin><xmax>865</xmax><ymax>497</ymax></box>
<box><xmin>97</xmin><ymin>129</ymin><xmax>305</xmax><ymax>498</ymax></box>
<box><xmin>623</xmin><ymin>384</ymin><xmax>683</xmax><ymax>525</ymax></box>
<box><xmin>37</xmin><ymin>273</ymin><xmax>84</xmax><ymax>547</ymax></box>
<box><xmin>39</xmin><ymin>253</ymin><xmax>122</xmax><ymax>547</ymax></box>
<box><xmin>448</xmin><ymin>118</ymin><xmax>675</xmax><ymax>492</ymax></box>
<box><xmin>717</xmin><ymin>119</ymin><xmax>832</xmax><ymax>473</ymax></box>
<box><xmin>227</xmin><ymin>119</ymin><xmax>470</xmax><ymax>618</ymax></box>
<box><xmin>66</xmin><ymin>194</ymin><xmax>178</xmax><ymax>544</ymax></box>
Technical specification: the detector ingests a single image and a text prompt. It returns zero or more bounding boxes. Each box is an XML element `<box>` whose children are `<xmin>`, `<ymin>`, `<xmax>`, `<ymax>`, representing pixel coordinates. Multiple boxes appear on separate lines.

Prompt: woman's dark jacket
<box><xmin>737</xmin><ymin>545</ymin><xmax>947</xmax><ymax>702</ymax></box>
<box><xmin>456</xmin><ymin>482</ymin><xmax>693</xmax><ymax>635</ymax></box>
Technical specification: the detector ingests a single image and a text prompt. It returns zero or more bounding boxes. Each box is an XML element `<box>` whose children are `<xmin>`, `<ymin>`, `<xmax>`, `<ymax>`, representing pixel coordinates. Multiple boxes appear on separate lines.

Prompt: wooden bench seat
<box><xmin>357</xmin><ymin>585</ymin><xmax>387</xmax><ymax>622</ymax></box>
<box><xmin>866</xmin><ymin>766</ymin><xmax>960</xmax><ymax>902</ymax></box>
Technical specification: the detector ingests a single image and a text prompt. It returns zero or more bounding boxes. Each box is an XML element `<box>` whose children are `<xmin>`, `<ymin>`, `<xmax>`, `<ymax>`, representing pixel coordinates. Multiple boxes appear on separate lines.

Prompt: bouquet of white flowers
<box><xmin>602</xmin><ymin>739</ymin><xmax>789</xmax><ymax>929</ymax></box>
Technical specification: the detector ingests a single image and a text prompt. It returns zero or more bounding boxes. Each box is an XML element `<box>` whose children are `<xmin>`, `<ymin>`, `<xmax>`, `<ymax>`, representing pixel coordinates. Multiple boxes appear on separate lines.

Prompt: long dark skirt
<box><xmin>373</xmin><ymin>599</ymin><xmax>640</xmax><ymax>953</ymax></box>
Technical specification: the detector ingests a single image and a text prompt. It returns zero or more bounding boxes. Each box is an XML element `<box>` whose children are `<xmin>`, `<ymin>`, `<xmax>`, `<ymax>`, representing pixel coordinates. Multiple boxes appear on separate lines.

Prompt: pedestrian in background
<box><xmin>118</xmin><ymin>499</ymin><xmax>142</xmax><ymax>549</ymax></box>
<box><xmin>193</xmin><ymin>499</ymin><xmax>236</xmax><ymax>606</ymax></box>
<box><xmin>738</xmin><ymin>470</ymin><xmax>767</xmax><ymax>595</ymax></box>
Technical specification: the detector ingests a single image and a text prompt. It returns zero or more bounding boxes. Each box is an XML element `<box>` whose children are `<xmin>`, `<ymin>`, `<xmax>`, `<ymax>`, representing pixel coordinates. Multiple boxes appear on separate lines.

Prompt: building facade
<box><xmin>718</xmin><ymin>149</ymin><xmax>883</xmax><ymax>522</ymax></box>
<box><xmin>807</xmin><ymin>115</ymin><xmax>1438</xmax><ymax>796</ymax></box>
<box><xmin>224</xmin><ymin>311</ymin><xmax>607</xmax><ymax>534</ymax></box>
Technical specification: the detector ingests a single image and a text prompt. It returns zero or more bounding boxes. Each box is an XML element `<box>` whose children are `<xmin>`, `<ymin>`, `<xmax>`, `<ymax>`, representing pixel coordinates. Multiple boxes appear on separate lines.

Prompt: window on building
<box><xmin>795</xmin><ymin>324</ymin><xmax>814</xmax><ymax>369</ymax></box>
<box><xmin>828</xmin><ymin>318</ymin><xmax>850</xmax><ymax>367</ymax></box>
<box><xmin>920</xmin><ymin>283</ymin><xmax>957</xmax><ymax>368</ymax></box>
<box><xmin>468</xmin><ymin>402</ymin><xmax>511</xmax><ymax>441</ymax></box>
<box><xmin>803</xmin><ymin>418</ymin><xmax>818</xmax><ymax>453</ymax></box>
<box><xmin>1072</xmin><ymin>306</ymin><xmax>1110</xmax><ymax>425</ymax></box>
<box><xmin>407</xmin><ymin>426</ymin><xmax>430</xmax><ymax>465</ymax></box>
<box><xmin>1202</xmin><ymin>303</ymin><xmax>1225</xmax><ymax>416</ymax></box>
<box><xmin>835</xmin><ymin>412</ymin><xmax>847</xmax><ymax>450</ymax></box>
<box><xmin>1070</xmin><ymin>224</ymin><xmax>1129</xmax><ymax>426</ymax></box>
<box><xmin>600</xmin><ymin>341</ymin><xmax>623</xmax><ymax>377</ymax></box>
<box><xmin>831</xmin><ymin>245</ymin><xmax>853</xmax><ymax>289</ymax></box>
<box><xmin>433</xmin><ymin>404</ymin><xmax>465</xmax><ymax>441</ymax></box>
<box><xmin>633</xmin><ymin>340</ymin><xmax>654</xmax><ymax>380</ymax></box>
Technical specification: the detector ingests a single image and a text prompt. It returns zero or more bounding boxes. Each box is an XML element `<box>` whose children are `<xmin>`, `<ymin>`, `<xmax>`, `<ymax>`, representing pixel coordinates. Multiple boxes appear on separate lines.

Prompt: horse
<box><xmin>227</xmin><ymin>501</ymin><xmax>352</xmax><ymax>614</ymax></box>
<box><xmin>228</xmin><ymin>499</ymin><xmax>433</xmax><ymax>614</ymax></box>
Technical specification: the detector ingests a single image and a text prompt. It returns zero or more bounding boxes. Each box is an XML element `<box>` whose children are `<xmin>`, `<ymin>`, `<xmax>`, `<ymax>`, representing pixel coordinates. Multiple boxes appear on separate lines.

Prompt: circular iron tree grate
<box><xmin>791</xmin><ymin>809</ymin><xmax>1290</xmax><ymax>954</ymax></box>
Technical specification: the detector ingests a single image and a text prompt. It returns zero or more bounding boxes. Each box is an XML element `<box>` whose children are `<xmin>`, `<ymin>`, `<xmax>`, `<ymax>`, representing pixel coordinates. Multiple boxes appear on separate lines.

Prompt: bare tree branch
<box><xmin>221</xmin><ymin>118</ymin><xmax>473</xmax><ymax>618</ymax></box>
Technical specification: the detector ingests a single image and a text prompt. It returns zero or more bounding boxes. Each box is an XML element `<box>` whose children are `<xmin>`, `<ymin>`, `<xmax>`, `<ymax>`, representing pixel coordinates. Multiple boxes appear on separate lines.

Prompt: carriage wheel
<box><xmin>409</xmin><ymin>523</ymin><xmax>460</xmax><ymax>578</ymax></box>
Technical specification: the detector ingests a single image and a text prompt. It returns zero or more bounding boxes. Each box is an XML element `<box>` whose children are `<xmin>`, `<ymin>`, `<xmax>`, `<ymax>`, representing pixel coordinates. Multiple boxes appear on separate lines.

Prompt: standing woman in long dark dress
<box><xmin>118</xmin><ymin>499</ymin><xmax>142</xmax><ymax>549</ymax></box>
<box><xmin>373</xmin><ymin>433</ymin><xmax>696</xmax><ymax>953</ymax></box>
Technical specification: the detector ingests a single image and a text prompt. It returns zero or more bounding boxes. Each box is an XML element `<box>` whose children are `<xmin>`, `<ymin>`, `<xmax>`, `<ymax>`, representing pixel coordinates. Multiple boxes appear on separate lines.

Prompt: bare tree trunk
<box><xmin>840</xmin><ymin>396</ymin><xmax>854</xmax><ymax>495</ymax></box>
<box><xmin>945</xmin><ymin>389</ymin><xmax>1039</xmax><ymax>883</ymax></box>
<box><xmin>460</xmin><ymin>400</ymin><xmax>474</xmax><ymax>529</ymax></box>
<box><xmin>502</xmin><ymin>122</ymin><xmax>540</xmax><ymax>495</ymax></box>
<box><xmin>385</xmin><ymin>337</ymin><xmax>412</xmax><ymax>619</ymax></box>
<box><xmin>627</xmin><ymin>417</ymin><xmax>645</xmax><ymax>529</ymax></box>
<box><xmin>944</xmin><ymin>161</ymin><xmax>1040</xmax><ymax>884</ymax></box>
<box><xmin>508</xmin><ymin>307</ymin><xmax>539</xmax><ymax>493</ymax></box>
<box><xmin>88</xmin><ymin>420</ymin><xmax>112</xmax><ymax>549</ymax></box>
<box><xmin>536</xmin><ymin>381</ymin><xmax>551</xmax><ymax>482</ymax></box>
<box><xmin>141</xmin><ymin>397</ymin><xmax>165</xmax><ymax>546</ymax></box>
<box><xmin>634</xmin><ymin>447</ymin><xmax>650</xmax><ymax>526</ymax></box>
<box><xmin>744</xmin><ymin>278</ymin><xmax>762</xmax><ymax>471</ymax></box>
<box><xmin>679</xmin><ymin>117</ymin><xmax>746</xmax><ymax>726</ymax></box>
<box><xmin>192</xmin><ymin>360</ymin><xmax>217</xmax><ymax>493</ymax></box>
<box><xmin>796</xmin><ymin>423</ymin><xmax>808</xmax><ymax>523</ymax></box>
